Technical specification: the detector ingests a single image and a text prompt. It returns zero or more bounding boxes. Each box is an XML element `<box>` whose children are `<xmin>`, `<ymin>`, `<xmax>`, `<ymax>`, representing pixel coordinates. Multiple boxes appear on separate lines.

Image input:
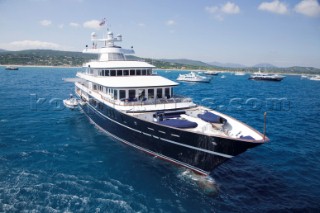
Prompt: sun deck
<box><xmin>129</xmin><ymin>106</ymin><xmax>266</xmax><ymax>141</ymax></box>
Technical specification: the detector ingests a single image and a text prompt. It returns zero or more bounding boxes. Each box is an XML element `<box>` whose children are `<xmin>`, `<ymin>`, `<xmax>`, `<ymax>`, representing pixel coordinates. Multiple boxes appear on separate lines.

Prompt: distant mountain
<box><xmin>208</xmin><ymin>61</ymin><xmax>246</xmax><ymax>68</ymax></box>
<box><xmin>253</xmin><ymin>63</ymin><xmax>277</xmax><ymax>68</ymax></box>
<box><xmin>0</xmin><ymin>49</ymin><xmax>8</xmax><ymax>52</ymax></box>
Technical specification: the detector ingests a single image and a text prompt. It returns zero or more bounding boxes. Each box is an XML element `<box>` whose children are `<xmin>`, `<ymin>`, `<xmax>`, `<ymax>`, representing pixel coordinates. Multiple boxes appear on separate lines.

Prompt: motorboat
<box><xmin>177</xmin><ymin>72</ymin><xmax>211</xmax><ymax>83</ymax></box>
<box><xmin>63</xmin><ymin>95</ymin><xmax>78</xmax><ymax>109</ymax></box>
<box><xmin>249</xmin><ymin>71</ymin><xmax>285</xmax><ymax>81</ymax></box>
<box><xmin>204</xmin><ymin>71</ymin><xmax>219</xmax><ymax>75</ymax></box>
<box><xmin>5</xmin><ymin>66</ymin><xmax>19</xmax><ymax>70</ymax></box>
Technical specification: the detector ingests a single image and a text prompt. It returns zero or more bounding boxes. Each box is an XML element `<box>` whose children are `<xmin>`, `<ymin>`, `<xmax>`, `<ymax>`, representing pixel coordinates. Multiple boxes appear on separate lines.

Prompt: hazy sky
<box><xmin>1</xmin><ymin>0</ymin><xmax>320</xmax><ymax>67</ymax></box>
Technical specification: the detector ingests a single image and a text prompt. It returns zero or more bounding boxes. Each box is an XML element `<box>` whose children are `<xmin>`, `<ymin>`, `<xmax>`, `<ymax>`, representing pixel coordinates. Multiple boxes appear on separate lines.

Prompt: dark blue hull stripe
<box><xmin>86</xmin><ymin>103</ymin><xmax>234</xmax><ymax>159</ymax></box>
<box><xmin>82</xmin><ymin>109</ymin><xmax>209</xmax><ymax>175</ymax></box>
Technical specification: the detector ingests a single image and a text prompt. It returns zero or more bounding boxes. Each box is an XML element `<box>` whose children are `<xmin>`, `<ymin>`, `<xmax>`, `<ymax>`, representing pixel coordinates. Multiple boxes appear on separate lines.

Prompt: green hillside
<box><xmin>0</xmin><ymin>49</ymin><xmax>319</xmax><ymax>74</ymax></box>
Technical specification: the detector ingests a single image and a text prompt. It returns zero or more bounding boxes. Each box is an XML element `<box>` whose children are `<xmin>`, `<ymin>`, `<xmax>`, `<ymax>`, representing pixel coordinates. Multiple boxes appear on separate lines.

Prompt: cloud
<box><xmin>221</xmin><ymin>2</ymin><xmax>240</xmax><ymax>14</ymax></box>
<box><xmin>166</xmin><ymin>20</ymin><xmax>176</xmax><ymax>26</ymax></box>
<box><xmin>69</xmin><ymin>22</ymin><xmax>80</xmax><ymax>28</ymax></box>
<box><xmin>138</xmin><ymin>23</ymin><xmax>146</xmax><ymax>27</ymax></box>
<box><xmin>39</xmin><ymin>19</ymin><xmax>52</xmax><ymax>26</ymax></box>
<box><xmin>9</xmin><ymin>40</ymin><xmax>61</xmax><ymax>50</ymax></box>
<box><xmin>83</xmin><ymin>19</ymin><xmax>102</xmax><ymax>30</ymax></box>
<box><xmin>258</xmin><ymin>0</ymin><xmax>289</xmax><ymax>15</ymax></box>
<box><xmin>294</xmin><ymin>0</ymin><xmax>320</xmax><ymax>17</ymax></box>
<box><xmin>205</xmin><ymin>2</ymin><xmax>241</xmax><ymax>20</ymax></box>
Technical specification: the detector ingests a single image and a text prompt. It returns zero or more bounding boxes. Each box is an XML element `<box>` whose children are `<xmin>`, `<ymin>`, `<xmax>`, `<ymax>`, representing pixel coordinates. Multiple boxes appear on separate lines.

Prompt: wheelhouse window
<box><xmin>110</xmin><ymin>70</ymin><xmax>116</xmax><ymax>76</ymax></box>
<box><xmin>142</xmin><ymin>69</ymin><xmax>146</xmax><ymax>75</ymax></box>
<box><xmin>123</xmin><ymin>70</ymin><xmax>129</xmax><ymax>76</ymax></box>
<box><xmin>136</xmin><ymin>70</ymin><xmax>141</xmax><ymax>75</ymax></box>
<box><xmin>147</xmin><ymin>69</ymin><xmax>152</xmax><ymax>75</ymax></box>
<box><xmin>130</xmin><ymin>70</ymin><xmax>135</xmax><ymax>75</ymax></box>
<box><xmin>108</xmin><ymin>53</ymin><xmax>125</xmax><ymax>61</ymax></box>
<box><xmin>117</xmin><ymin>70</ymin><xmax>122</xmax><ymax>76</ymax></box>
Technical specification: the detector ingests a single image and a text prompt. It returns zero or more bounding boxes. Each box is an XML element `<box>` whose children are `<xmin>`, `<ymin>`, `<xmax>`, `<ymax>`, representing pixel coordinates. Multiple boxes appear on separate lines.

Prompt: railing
<box><xmin>98</xmin><ymin>92</ymin><xmax>192</xmax><ymax>107</ymax></box>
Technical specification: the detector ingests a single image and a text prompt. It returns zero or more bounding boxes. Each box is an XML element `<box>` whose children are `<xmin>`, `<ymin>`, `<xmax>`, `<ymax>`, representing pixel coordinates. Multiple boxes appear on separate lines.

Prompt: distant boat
<box><xmin>5</xmin><ymin>66</ymin><xmax>19</xmax><ymax>70</ymax></box>
<box><xmin>234</xmin><ymin>72</ymin><xmax>245</xmax><ymax>76</ymax></box>
<box><xmin>177</xmin><ymin>72</ymin><xmax>211</xmax><ymax>83</ymax></box>
<box><xmin>221</xmin><ymin>75</ymin><xmax>226</xmax><ymax>78</ymax></box>
<box><xmin>309</xmin><ymin>75</ymin><xmax>320</xmax><ymax>81</ymax></box>
<box><xmin>204</xmin><ymin>71</ymin><xmax>219</xmax><ymax>75</ymax></box>
<box><xmin>249</xmin><ymin>71</ymin><xmax>285</xmax><ymax>81</ymax></box>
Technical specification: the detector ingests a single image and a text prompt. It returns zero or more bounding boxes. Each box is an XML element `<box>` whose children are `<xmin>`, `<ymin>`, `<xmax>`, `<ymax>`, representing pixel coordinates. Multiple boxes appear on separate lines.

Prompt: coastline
<box><xmin>1</xmin><ymin>64</ymin><xmax>317</xmax><ymax>76</ymax></box>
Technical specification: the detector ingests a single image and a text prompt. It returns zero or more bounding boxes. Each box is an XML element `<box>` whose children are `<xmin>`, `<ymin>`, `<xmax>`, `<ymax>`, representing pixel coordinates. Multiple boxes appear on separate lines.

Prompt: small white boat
<box><xmin>234</xmin><ymin>72</ymin><xmax>245</xmax><ymax>76</ymax></box>
<box><xmin>5</xmin><ymin>66</ymin><xmax>19</xmax><ymax>70</ymax></box>
<box><xmin>204</xmin><ymin>71</ymin><xmax>219</xmax><ymax>75</ymax></box>
<box><xmin>309</xmin><ymin>75</ymin><xmax>320</xmax><ymax>81</ymax></box>
<box><xmin>63</xmin><ymin>95</ymin><xmax>78</xmax><ymax>109</ymax></box>
<box><xmin>177</xmin><ymin>72</ymin><xmax>211</xmax><ymax>83</ymax></box>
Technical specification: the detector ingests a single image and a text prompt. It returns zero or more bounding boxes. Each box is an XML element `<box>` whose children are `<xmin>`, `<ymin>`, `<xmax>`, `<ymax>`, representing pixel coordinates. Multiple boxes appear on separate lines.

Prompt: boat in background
<box><xmin>204</xmin><ymin>71</ymin><xmax>219</xmax><ymax>76</ymax></box>
<box><xmin>177</xmin><ymin>72</ymin><xmax>211</xmax><ymax>83</ymax></box>
<box><xmin>309</xmin><ymin>75</ymin><xmax>320</xmax><ymax>81</ymax></box>
<box><xmin>5</xmin><ymin>66</ymin><xmax>19</xmax><ymax>70</ymax></box>
<box><xmin>234</xmin><ymin>72</ymin><xmax>246</xmax><ymax>76</ymax></box>
<box><xmin>249</xmin><ymin>71</ymin><xmax>285</xmax><ymax>81</ymax></box>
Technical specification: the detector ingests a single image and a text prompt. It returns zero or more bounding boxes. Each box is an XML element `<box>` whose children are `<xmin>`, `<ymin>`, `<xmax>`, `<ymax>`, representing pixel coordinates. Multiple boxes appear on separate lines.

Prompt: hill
<box><xmin>0</xmin><ymin>49</ymin><xmax>319</xmax><ymax>74</ymax></box>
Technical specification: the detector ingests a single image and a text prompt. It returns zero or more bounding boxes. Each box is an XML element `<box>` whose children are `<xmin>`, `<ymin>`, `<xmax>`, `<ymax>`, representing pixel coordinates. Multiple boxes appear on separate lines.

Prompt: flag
<box><xmin>99</xmin><ymin>18</ymin><xmax>106</xmax><ymax>26</ymax></box>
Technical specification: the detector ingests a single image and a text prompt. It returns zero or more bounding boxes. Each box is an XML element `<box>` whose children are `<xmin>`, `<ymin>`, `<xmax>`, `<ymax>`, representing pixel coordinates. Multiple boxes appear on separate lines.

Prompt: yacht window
<box><xmin>130</xmin><ymin>70</ymin><xmax>135</xmax><ymax>75</ymax></box>
<box><xmin>110</xmin><ymin>70</ymin><xmax>116</xmax><ymax>76</ymax></box>
<box><xmin>114</xmin><ymin>90</ymin><xmax>118</xmax><ymax>100</ymax></box>
<box><xmin>93</xmin><ymin>84</ymin><xmax>97</xmax><ymax>90</ymax></box>
<box><xmin>148</xmin><ymin>89</ymin><xmax>154</xmax><ymax>99</ymax></box>
<box><xmin>165</xmin><ymin>88</ymin><xmax>170</xmax><ymax>98</ymax></box>
<box><xmin>99</xmin><ymin>70</ymin><xmax>102</xmax><ymax>76</ymax></box>
<box><xmin>119</xmin><ymin>90</ymin><xmax>126</xmax><ymax>100</ymax></box>
<box><xmin>147</xmin><ymin>69</ymin><xmax>152</xmax><ymax>75</ymax></box>
<box><xmin>105</xmin><ymin>70</ymin><xmax>110</xmax><ymax>76</ymax></box>
<box><xmin>142</xmin><ymin>69</ymin><xmax>146</xmax><ymax>75</ymax></box>
<box><xmin>117</xmin><ymin>70</ymin><xmax>122</xmax><ymax>76</ymax></box>
<box><xmin>157</xmin><ymin>88</ymin><xmax>162</xmax><ymax>98</ymax></box>
<box><xmin>123</xmin><ymin>70</ymin><xmax>129</xmax><ymax>76</ymax></box>
<box><xmin>138</xmin><ymin>89</ymin><xmax>146</xmax><ymax>100</ymax></box>
<box><xmin>136</xmin><ymin>70</ymin><xmax>141</xmax><ymax>75</ymax></box>
<box><xmin>111</xmin><ymin>89</ymin><xmax>114</xmax><ymax>98</ymax></box>
<box><xmin>129</xmin><ymin>90</ymin><xmax>136</xmax><ymax>100</ymax></box>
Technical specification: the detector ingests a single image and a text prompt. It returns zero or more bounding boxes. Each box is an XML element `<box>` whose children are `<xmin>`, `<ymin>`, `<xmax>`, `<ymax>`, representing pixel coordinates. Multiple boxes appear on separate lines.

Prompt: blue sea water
<box><xmin>0</xmin><ymin>67</ymin><xmax>319</xmax><ymax>212</ymax></box>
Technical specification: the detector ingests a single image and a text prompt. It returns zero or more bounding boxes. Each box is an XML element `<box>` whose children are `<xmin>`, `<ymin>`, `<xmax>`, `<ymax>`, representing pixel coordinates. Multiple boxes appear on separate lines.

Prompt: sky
<box><xmin>0</xmin><ymin>0</ymin><xmax>320</xmax><ymax>68</ymax></box>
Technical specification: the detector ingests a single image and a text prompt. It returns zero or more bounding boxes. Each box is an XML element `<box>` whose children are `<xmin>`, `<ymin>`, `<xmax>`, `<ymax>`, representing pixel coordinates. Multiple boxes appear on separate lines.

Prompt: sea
<box><xmin>0</xmin><ymin>67</ymin><xmax>319</xmax><ymax>212</ymax></box>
